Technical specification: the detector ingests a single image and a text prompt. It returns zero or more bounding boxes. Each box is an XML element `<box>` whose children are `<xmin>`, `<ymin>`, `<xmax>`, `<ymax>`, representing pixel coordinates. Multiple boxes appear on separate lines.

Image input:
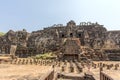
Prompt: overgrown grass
<box><xmin>34</xmin><ymin>52</ymin><xmax>56</xmax><ymax>59</ymax></box>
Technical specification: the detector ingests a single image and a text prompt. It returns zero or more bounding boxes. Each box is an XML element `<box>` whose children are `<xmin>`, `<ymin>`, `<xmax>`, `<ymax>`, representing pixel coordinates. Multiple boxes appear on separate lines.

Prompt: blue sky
<box><xmin>0</xmin><ymin>0</ymin><xmax>120</xmax><ymax>32</ymax></box>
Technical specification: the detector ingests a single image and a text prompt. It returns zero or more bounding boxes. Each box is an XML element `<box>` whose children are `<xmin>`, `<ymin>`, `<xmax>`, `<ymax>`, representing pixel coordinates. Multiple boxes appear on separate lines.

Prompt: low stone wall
<box><xmin>40</xmin><ymin>69</ymin><xmax>54</xmax><ymax>80</ymax></box>
<box><xmin>100</xmin><ymin>72</ymin><xmax>113</xmax><ymax>80</ymax></box>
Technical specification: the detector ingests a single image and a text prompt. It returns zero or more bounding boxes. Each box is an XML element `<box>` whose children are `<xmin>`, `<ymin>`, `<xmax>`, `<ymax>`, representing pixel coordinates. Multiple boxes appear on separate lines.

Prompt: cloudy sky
<box><xmin>0</xmin><ymin>0</ymin><xmax>120</xmax><ymax>32</ymax></box>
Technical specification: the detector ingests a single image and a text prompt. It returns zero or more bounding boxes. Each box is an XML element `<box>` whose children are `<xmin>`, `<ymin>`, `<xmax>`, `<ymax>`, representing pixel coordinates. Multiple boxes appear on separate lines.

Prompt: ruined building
<box><xmin>0</xmin><ymin>20</ymin><xmax>120</xmax><ymax>60</ymax></box>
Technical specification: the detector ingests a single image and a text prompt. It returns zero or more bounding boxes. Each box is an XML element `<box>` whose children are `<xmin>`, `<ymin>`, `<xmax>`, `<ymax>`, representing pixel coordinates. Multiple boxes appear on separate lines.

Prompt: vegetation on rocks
<box><xmin>0</xmin><ymin>32</ymin><xmax>5</xmax><ymax>36</ymax></box>
<box><xmin>34</xmin><ymin>52</ymin><xmax>57</xmax><ymax>59</ymax></box>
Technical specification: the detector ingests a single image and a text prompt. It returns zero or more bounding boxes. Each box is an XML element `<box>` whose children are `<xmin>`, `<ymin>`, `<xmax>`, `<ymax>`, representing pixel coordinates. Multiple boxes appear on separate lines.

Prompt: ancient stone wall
<box><xmin>0</xmin><ymin>20</ymin><xmax>120</xmax><ymax>60</ymax></box>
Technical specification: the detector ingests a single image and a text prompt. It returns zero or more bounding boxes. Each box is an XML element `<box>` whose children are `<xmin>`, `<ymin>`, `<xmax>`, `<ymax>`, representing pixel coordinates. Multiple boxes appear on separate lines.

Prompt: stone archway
<box><xmin>70</xmin><ymin>33</ymin><xmax>73</xmax><ymax>37</ymax></box>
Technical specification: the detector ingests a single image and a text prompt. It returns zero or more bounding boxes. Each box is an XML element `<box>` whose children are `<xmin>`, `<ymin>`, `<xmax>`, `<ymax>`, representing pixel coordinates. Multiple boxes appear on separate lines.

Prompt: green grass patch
<box><xmin>34</xmin><ymin>52</ymin><xmax>56</xmax><ymax>59</ymax></box>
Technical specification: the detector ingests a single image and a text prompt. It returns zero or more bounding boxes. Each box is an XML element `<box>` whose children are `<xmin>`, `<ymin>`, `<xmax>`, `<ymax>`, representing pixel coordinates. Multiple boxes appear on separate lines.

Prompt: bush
<box><xmin>34</xmin><ymin>52</ymin><xmax>56</xmax><ymax>59</ymax></box>
<box><xmin>0</xmin><ymin>32</ymin><xmax>5</xmax><ymax>36</ymax></box>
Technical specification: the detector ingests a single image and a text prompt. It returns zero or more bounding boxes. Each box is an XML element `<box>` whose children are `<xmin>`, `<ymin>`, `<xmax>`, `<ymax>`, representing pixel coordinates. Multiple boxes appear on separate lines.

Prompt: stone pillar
<box><xmin>10</xmin><ymin>45</ymin><xmax>17</xmax><ymax>56</ymax></box>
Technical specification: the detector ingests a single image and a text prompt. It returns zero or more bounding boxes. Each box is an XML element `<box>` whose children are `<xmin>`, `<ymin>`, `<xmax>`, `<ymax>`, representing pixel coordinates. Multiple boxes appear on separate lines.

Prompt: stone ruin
<box><xmin>0</xmin><ymin>20</ymin><xmax>120</xmax><ymax>61</ymax></box>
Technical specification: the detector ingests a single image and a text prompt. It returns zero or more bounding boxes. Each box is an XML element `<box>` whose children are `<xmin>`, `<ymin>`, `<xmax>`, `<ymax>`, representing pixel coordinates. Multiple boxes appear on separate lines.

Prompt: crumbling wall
<box><xmin>0</xmin><ymin>29</ymin><xmax>29</xmax><ymax>57</ymax></box>
<box><xmin>0</xmin><ymin>20</ymin><xmax>120</xmax><ymax>60</ymax></box>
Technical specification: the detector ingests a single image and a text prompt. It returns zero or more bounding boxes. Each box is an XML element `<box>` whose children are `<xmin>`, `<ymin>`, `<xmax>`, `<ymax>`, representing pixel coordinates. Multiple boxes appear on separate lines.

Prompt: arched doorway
<box><xmin>70</xmin><ymin>33</ymin><xmax>73</xmax><ymax>37</ymax></box>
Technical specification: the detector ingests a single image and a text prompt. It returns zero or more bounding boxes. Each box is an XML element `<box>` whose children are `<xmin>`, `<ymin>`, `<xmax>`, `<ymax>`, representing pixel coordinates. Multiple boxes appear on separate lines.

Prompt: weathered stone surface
<box><xmin>0</xmin><ymin>20</ymin><xmax>120</xmax><ymax>60</ymax></box>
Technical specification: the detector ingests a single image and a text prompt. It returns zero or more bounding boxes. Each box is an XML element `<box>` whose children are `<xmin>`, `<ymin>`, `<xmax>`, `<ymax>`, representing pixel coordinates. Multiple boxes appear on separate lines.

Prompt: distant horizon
<box><xmin>1</xmin><ymin>0</ymin><xmax>120</xmax><ymax>32</ymax></box>
<box><xmin>1</xmin><ymin>20</ymin><xmax>120</xmax><ymax>32</ymax></box>
<box><xmin>1</xmin><ymin>20</ymin><xmax>120</xmax><ymax>33</ymax></box>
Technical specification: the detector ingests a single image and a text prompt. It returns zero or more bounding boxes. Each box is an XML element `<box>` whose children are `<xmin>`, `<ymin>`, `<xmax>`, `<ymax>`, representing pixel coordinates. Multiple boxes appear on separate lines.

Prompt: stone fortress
<box><xmin>0</xmin><ymin>20</ymin><xmax>120</xmax><ymax>61</ymax></box>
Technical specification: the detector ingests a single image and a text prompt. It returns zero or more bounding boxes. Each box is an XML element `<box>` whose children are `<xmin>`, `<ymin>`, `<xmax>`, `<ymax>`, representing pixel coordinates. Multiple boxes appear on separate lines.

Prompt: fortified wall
<box><xmin>0</xmin><ymin>20</ymin><xmax>120</xmax><ymax>60</ymax></box>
